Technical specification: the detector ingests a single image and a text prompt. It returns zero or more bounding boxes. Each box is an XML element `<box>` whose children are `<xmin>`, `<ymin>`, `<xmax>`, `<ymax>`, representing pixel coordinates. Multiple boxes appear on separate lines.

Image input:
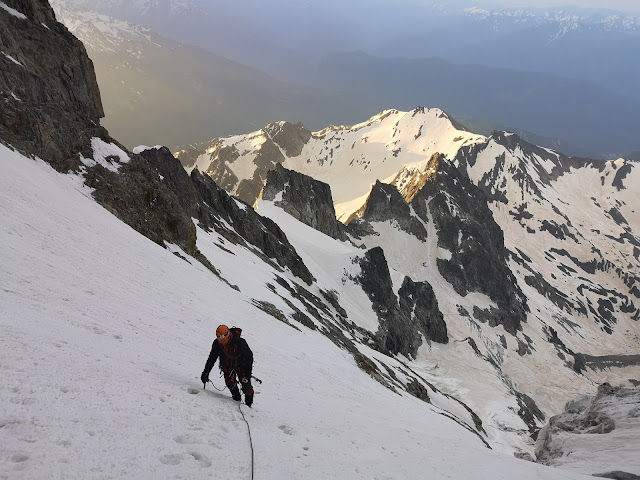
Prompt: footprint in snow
<box><xmin>11</xmin><ymin>453</ymin><xmax>29</xmax><ymax>463</ymax></box>
<box><xmin>173</xmin><ymin>434</ymin><xmax>202</xmax><ymax>445</ymax></box>
<box><xmin>278</xmin><ymin>425</ymin><xmax>294</xmax><ymax>435</ymax></box>
<box><xmin>188</xmin><ymin>451</ymin><xmax>212</xmax><ymax>468</ymax></box>
<box><xmin>159</xmin><ymin>453</ymin><xmax>182</xmax><ymax>466</ymax></box>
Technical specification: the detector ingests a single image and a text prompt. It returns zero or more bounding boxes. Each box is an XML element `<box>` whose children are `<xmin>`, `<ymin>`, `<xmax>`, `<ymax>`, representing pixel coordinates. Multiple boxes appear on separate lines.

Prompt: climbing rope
<box><xmin>205</xmin><ymin>377</ymin><xmax>256</xmax><ymax>480</ymax></box>
<box><xmin>206</xmin><ymin>375</ymin><xmax>227</xmax><ymax>392</ymax></box>
<box><xmin>238</xmin><ymin>403</ymin><xmax>255</xmax><ymax>480</ymax></box>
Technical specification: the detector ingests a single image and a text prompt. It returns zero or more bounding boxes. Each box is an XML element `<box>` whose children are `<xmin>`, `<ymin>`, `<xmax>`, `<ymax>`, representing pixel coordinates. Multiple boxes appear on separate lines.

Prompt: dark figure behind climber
<box><xmin>201</xmin><ymin>325</ymin><xmax>254</xmax><ymax>407</ymax></box>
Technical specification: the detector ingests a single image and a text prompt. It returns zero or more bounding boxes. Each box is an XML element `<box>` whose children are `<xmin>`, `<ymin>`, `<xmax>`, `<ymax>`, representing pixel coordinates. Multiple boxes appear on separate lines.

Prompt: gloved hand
<box><xmin>241</xmin><ymin>377</ymin><xmax>249</xmax><ymax>384</ymax></box>
<box><xmin>201</xmin><ymin>372</ymin><xmax>209</xmax><ymax>384</ymax></box>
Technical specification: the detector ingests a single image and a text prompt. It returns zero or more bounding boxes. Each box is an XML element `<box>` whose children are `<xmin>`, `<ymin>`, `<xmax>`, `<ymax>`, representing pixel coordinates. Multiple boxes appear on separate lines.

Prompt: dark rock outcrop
<box><xmin>412</xmin><ymin>154</ymin><xmax>528</xmax><ymax>335</ymax></box>
<box><xmin>265</xmin><ymin>121</ymin><xmax>311</xmax><ymax>157</ymax></box>
<box><xmin>398</xmin><ymin>277</ymin><xmax>448</xmax><ymax>344</ymax></box>
<box><xmin>85</xmin><ymin>155</ymin><xmax>200</xmax><ymax>260</ymax></box>
<box><xmin>138</xmin><ymin>147</ymin><xmax>314</xmax><ymax>285</ymax></box>
<box><xmin>356</xmin><ymin>247</ymin><xmax>448</xmax><ymax>358</ymax></box>
<box><xmin>348</xmin><ymin>180</ymin><xmax>428</xmax><ymax>241</ymax></box>
<box><xmin>261</xmin><ymin>164</ymin><xmax>348</xmax><ymax>241</ymax></box>
<box><xmin>0</xmin><ymin>0</ymin><xmax>106</xmax><ymax>171</ymax></box>
<box><xmin>593</xmin><ymin>472</ymin><xmax>640</xmax><ymax>480</ymax></box>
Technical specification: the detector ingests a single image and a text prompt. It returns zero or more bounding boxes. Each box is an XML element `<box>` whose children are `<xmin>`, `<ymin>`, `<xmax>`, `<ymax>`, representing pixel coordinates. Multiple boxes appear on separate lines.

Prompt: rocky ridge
<box><xmin>453</xmin><ymin>132</ymin><xmax>640</xmax><ymax>348</ymax></box>
<box><xmin>0</xmin><ymin>0</ymin><xmax>105</xmax><ymax>171</ymax></box>
<box><xmin>260</xmin><ymin>164</ymin><xmax>347</xmax><ymax>241</ymax></box>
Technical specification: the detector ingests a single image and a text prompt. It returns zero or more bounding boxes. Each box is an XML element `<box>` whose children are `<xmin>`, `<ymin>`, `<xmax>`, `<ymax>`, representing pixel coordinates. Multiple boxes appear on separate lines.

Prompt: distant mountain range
<box><xmin>50</xmin><ymin>0</ymin><xmax>339</xmax><ymax>150</ymax></box>
<box><xmin>57</xmin><ymin>0</ymin><xmax>640</xmax><ymax>102</ymax></box>
<box><xmin>52</xmin><ymin>1</ymin><xmax>640</xmax><ymax>158</ymax></box>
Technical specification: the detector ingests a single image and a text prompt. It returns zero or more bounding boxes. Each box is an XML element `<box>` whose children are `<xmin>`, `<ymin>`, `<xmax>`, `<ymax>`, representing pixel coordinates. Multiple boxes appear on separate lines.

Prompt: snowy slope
<box><xmin>181</xmin><ymin>108</ymin><xmax>640</xmax><ymax>438</ymax></box>
<box><xmin>3</xmin><ymin>2</ymin><xmax>638</xmax><ymax>475</ymax></box>
<box><xmin>0</xmin><ymin>144</ymin><xmax>596</xmax><ymax>480</ymax></box>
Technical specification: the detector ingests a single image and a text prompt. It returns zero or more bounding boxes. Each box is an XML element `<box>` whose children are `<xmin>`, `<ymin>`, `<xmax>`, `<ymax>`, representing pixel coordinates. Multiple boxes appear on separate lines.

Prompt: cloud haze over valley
<box><xmin>52</xmin><ymin>0</ymin><xmax>639</xmax><ymax>159</ymax></box>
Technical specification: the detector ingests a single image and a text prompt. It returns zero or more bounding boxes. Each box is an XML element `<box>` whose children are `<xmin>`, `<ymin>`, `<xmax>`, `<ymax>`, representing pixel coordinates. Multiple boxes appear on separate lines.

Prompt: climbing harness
<box><xmin>204</xmin><ymin>377</ymin><xmax>256</xmax><ymax>480</ymax></box>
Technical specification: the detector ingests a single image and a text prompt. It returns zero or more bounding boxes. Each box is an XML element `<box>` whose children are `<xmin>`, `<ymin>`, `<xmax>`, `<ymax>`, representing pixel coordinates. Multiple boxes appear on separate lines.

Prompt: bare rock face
<box><xmin>398</xmin><ymin>277</ymin><xmax>448</xmax><ymax>345</ymax></box>
<box><xmin>348</xmin><ymin>180</ymin><xmax>428</xmax><ymax>241</ymax></box>
<box><xmin>138</xmin><ymin>147</ymin><xmax>314</xmax><ymax>285</ymax></box>
<box><xmin>0</xmin><ymin>0</ymin><xmax>106</xmax><ymax>171</ymax></box>
<box><xmin>412</xmin><ymin>155</ymin><xmax>528</xmax><ymax>335</ymax></box>
<box><xmin>356</xmin><ymin>247</ymin><xmax>448</xmax><ymax>358</ymax></box>
<box><xmin>261</xmin><ymin>164</ymin><xmax>348</xmax><ymax>241</ymax></box>
<box><xmin>351</xmin><ymin>152</ymin><xmax>527</xmax><ymax>337</ymax></box>
<box><xmin>265</xmin><ymin>121</ymin><xmax>311</xmax><ymax>157</ymax></box>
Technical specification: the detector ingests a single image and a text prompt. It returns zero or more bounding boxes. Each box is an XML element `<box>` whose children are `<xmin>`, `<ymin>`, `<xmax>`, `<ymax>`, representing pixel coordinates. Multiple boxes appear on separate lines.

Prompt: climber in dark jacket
<box><xmin>201</xmin><ymin>325</ymin><xmax>254</xmax><ymax>407</ymax></box>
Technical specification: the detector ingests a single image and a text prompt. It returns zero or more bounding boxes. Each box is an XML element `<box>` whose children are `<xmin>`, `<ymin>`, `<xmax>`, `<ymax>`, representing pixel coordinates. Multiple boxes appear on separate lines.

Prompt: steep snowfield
<box><xmin>286</xmin><ymin>109</ymin><xmax>483</xmax><ymax>220</ymax></box>
<box><xmin>0</xmin><ymin>145</ymin><xmax>597</xmax><ymax>479</ymax></box>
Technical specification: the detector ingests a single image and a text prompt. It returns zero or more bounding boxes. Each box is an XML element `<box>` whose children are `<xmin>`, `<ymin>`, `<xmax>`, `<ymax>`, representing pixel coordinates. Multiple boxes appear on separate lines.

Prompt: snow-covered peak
<box><xmin>459</xmin><ymin>3</ymin><xmax>640</xmax><ymax>34</ymax></box>
<box><xmin>51</xmin><ymin>0</ymin><xmax>157</xmax><ymax>54</ymax></box>
<box><xmin>53</xmin><ymin>0</ymin><xmax>199</xmax><ymax>17</ymax></box>
<box><xmin>184</xmin><ymin>106</ymin><xmax>485</xmax><ymax>222</ymax></box>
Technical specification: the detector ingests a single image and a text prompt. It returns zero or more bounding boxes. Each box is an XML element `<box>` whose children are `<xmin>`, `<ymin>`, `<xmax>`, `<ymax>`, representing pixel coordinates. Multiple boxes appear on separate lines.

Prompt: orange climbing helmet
<box><xmin>216</xmin><ymin>325</ymin><xmax>231</xmax><ymax>345</ymax></box>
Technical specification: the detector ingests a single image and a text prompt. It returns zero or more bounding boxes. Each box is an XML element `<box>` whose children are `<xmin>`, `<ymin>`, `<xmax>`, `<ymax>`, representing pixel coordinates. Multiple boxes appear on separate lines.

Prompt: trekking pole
<box><xmin>251</xmin><ymin>375</ymin><xmax>263</xmax><ymax>384</ymax></box>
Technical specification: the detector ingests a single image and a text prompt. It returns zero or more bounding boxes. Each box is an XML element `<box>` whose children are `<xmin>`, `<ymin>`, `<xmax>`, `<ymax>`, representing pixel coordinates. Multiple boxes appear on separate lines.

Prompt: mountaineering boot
<box><xmin>240</xmin><ymin>377</ymin><xmax>254</xmax><ymax>407</ymax></box>
<box><xmin>231</xmin><ymin>389</ymin><xmax>241</xmax><ymax>402</ymax></box>
<box><xmin>225</xmin><ymin>379</ymin><xmax>241</xmax><ymax>401</ymax></box>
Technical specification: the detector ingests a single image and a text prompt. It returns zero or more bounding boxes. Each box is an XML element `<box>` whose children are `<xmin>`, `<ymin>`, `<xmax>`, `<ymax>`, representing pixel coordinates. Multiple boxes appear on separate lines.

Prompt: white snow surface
<box><xmin>0</xmin><ymin>1</ymin><xmax>27</xmax><ymax>19</ymax></box>
<box><xmin>133</xmin><ymin>144</ymin><xmax>164</xmax><ymax>154</ymax></box>
<box><xmin>0</xmin><ymin>145</ymin><xmax>597</xmax><ymax>479</ymax></box>
<box><xmin>1</xmin><ymin>51</ymin><xmax>24</xmax><ymax>67</ymax></box>
<box><xmin>80</xmin><ymin>137</ymin><xmax>130</xmax><ymax>172</ymax></box>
